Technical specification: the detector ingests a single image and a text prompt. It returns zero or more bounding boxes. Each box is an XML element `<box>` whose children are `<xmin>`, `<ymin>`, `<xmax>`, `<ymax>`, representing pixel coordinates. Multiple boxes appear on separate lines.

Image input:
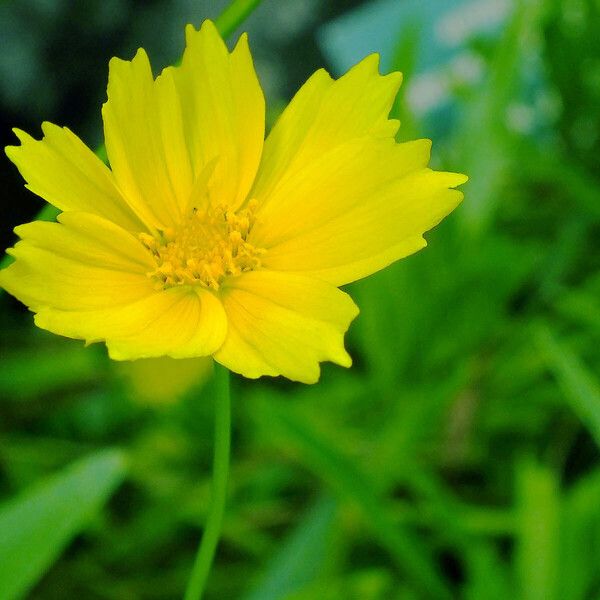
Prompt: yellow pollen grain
<box><xmin>139</xmin><ymin>201</ymin><xmax>265</xmax><ymax>291</ymax></box>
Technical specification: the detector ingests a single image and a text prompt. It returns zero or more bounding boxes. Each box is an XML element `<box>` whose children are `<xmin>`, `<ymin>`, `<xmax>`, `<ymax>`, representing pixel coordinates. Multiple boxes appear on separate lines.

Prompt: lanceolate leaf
<box><xmin>0</xmin><ymin>449</ymin><xmax>127</xmax><ymax>600</ymax></box>
<box><xmin>243</xmin><ymin>495</ymin><xmax>337</xmax><ymax>600</ymax></box>
<box><xmin>536</xmin><ymin>324</ymin><xmax>600</xmax><ymax>447</ymax></box>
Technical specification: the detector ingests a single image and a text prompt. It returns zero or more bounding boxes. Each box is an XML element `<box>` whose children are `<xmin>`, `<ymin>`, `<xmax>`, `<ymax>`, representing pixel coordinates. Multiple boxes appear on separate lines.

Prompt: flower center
<box><xmin>139</xmin><ymin>200</ymin><xmax>265</xmax><ymax>291</ymax></box>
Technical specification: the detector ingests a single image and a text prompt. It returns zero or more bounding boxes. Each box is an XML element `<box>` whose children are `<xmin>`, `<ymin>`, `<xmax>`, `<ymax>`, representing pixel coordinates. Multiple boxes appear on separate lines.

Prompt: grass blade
<box><xmin>516</xmin><ymin>458</ymin><xmax>560</xmax><ymax>600</ymax></box>
<box><xmin>535</xmin><ymin>324</ymin><xmax>600</xmax><ymax>447</ymax></box>
<box><xmin>243</xmin><ymin>495</ymin><xmax>337</xmax><ymax>600</ymax></box>
<box><xmin>254</xmin><ymin>396</ymin><xmax>452</xmax><ymax>599</ymax></box>
<box><xmin>0</xmin><ymin>449</ymin><xmax>127</xmax><ymax>600</ymax></box>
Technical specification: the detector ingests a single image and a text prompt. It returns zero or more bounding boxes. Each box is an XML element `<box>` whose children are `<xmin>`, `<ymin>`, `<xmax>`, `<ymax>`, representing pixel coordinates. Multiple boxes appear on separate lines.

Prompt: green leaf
<box><xmin>516</xmin><ymin>458</ymin><xmax>560</xmax><ymax>600</ymax></box>
<box><xmin>457</xmin><ymin>0</ymin><xmax>543</xmax><ymax>236</ymax></box>
<box><xmin>535</xmin><ymin>324</ymin><xmax>600</xmax><ymax>447</ymax></box>
<box><xmin>243</xmin><ymin>495</ymin><xmax>337</xmax><ymax>600</ymax></box>
<box><xmin>463</xmin><ymin>540</ymin><xmax>512</xmax><ymax>600</ymax></box>
<box><xmin>560</xmin><ymin>469</ymin><xmax>600</xmax><ymax>600</ymax></box>
<box><xmin>0</xmin><ymin>449</ymin><xmax>127</xmax><ymax>600</ymax></box>
<box><xmin>253</xmin><ymin>396</ymin><xmax>452</xmax><ymax>599</ymax></box>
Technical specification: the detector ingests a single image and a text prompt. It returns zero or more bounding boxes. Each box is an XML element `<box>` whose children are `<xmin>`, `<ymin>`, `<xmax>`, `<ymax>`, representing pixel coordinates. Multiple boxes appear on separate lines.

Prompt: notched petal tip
<box><xmin>107</xmin><ymin>49</ymin><xmax>151</xmax><ymax>90</ymax></box>
<box><xmin>111</xmin><ymin>48</ymin><xmax>151</xmax><ymax>74</ymax></box>
<box><xmin>11</xmin><ymin>127</ymin><xmax>31</xmax><ymax>143</ymax></box>
<box><xmin>12</xmin><ymin>222</ymin><xmax>29</xmax><ymax>238</ymax></box>
<box><xmin>9</xmin><ymin>123</ymin><xmax>75</xmax><ymax>157</ymax></box>
<box><xmin>232</xmin><ymin>31</ymin><xmax>253</xmax><ymax>59</ymax></box>
<box><xmin>185</xmin><ymin>18</ymin><xmax>223</xmax><ymax>47</ymax></box>
<box><xmin>4</xmin><ymin>144</ymin><xmax>18</xmax><ymax>161</ymax></box>
<box><xmin>40</xmin><ymin>121</ymin><xmax>58</xmax><ymax>136</ymax></box>
<box><xmin>107</xmin><ymin>55</ymin><xmax>126</xmax><ymax>71</ymax></box>
<box><xmin>338</xmin><ymin>351</ymin><xmax>353</xmax><ymax>369</ymax></box>
<box><xmin>184</xmin><ymin>22</ymin><xmax>196</xmax><ymax>37</ymax></box>
<box><xmin>383</xmin><ymin>68</ymin><xmax>403</xmax><ymax>91</ymax></box>
<box><xmin>199</xmin><ymin>18</ymin><xmax>218</xmax><ymax>34</ymax></box>
<box><xmin>106</xmin><ymin>344</ymin><xmax>141</xmax><ymax>362</ymax></box>
<box><xmin>235</xmin><ymin>31</ymin><xmax>249</xmax><ymax>45</ymax></box>
<box><xmin>11</xmin><ymin>126</ymin><xmax>25</xmax><ymax>137</ymax></box>
<box><xmin>5</xmin><ymin>127</ymin><xmax>40</xmax><ymax>169</ymax></box>
<box><xmin>6</xmin><ymin>128</ymin><xmax>35</xmax><ymax>159</ymax></box>
<box><xmin>355</xmin><ymin>52</ymin><xmax>403</xmax><ymax>87</ymax></box>
<box><xmin>360</xmin><ymin>52</ymin><xmax>381</xmax><ymax>72</ymax></box>
<box><xmin>440</xmin><ymin>171</ymin><xmax>469</xmax><ymax>188</ymax></box>
<box><xmin>453</xmin><ymin>173</ymin><xmax>469</xmax><ymax>186</ymax></box>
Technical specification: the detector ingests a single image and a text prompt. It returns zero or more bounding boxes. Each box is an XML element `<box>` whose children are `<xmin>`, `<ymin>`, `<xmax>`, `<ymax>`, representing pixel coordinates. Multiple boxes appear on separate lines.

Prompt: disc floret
<box><xmin>140</xmin><ymin>200</ymin><xmax>264</xmax><ymax>290</ymax></box>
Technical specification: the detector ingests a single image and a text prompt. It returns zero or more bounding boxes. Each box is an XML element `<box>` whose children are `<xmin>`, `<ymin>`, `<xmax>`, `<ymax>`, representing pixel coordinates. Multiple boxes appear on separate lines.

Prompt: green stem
<box><xmin>215</xmin><ymin>0</ymin><xmax>263</xmax><ymax>39</ymax></box>
<box><xmin>184</xmin><ymin>363</ymin><xmax>231</xmax><ymax>600</ymax></box>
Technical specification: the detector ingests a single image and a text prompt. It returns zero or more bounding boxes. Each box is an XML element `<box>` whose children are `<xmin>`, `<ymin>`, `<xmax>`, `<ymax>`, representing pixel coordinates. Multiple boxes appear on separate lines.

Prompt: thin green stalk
<box><xmin>184</xmin><ymin>363</ymin><xmax>231</xmax><ymax>600</ymax></box>
<box><xmin>215</xmin><ymin>0</ymin><xmax>263</xmax><ymax>39</ymax></box>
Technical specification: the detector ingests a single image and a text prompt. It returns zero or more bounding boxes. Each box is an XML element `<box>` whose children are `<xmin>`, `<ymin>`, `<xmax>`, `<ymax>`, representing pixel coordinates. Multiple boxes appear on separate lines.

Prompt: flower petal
<box><xmin>35</xmin><ymin>288</ymin><xmax>227</xmax><ymax>360</ymax></box>
<box><xmin>5</xmin><ymin>123</ymin><xmax>143</xmax><ymax>232</ymax></box>
<box><xmin>103</xmin><ymin>20</ymin><xmax>265</xmax><ymax>229</ymax></box>
<box><xmin>102</xmin><ymin>48</ymin><xmax>188</xmax><ymax>230</ymax></box>
<box><xmin>0</xmin><ymin>213</ymin><xmax>154</xmax><ymax>312</ymax></box>
<box><xmin>172</xmin><ymin>21</ymin><xmax>265</xmax><ymax>210</ymax></box>
<box><xmin>250</xmin><ymin>53</ymin><xmax>401</xmax><ymax>206</ymax></box>
<box><xmin>0</xmin><ymin>210</ymin><xmax>227</xmax><ymax>359</ymax></box>
<box><xmin>251</xmin><ymin>137</ymin><xmax>467</xmax><ymax>286</ymax></box>
<box><xmin>214</xmin><ymin>270</ymin><xmax>359</xmax><ymax>383</ymax></box>
<box><xmin>15</xmin><ymin>212</ymin><xmax>154</xmax><ymax>273</ymax></box>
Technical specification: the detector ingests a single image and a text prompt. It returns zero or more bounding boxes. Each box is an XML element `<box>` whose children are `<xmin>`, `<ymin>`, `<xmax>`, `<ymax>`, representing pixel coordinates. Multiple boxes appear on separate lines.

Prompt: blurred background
<box><xmin>1</xmin><ymin>0</ymin><xmax>599</xmax><ymax>598</ymax></box>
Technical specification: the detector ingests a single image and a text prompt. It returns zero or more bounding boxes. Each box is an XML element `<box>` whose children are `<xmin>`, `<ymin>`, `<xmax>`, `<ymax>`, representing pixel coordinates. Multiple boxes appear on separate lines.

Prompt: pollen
<box><xmin>140</xmin><ymin>200</ymin><xmax>265</xmax><ymax>291</ymax></box>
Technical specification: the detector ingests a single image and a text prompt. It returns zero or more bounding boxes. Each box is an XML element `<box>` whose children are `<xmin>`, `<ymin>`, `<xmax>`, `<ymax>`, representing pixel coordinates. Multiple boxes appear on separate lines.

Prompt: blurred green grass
<box><xmin>1</xmin><ymin>0</ymin><xmax>599</xmax><ymax>598</ymax></box>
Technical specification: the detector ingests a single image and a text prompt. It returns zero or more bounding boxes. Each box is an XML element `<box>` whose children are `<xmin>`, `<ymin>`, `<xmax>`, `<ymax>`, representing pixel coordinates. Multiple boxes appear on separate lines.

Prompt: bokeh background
<box><xmin>1</xmin><ymin>0</ymin><xmax>599</xmax><ymax>598</ymax></box>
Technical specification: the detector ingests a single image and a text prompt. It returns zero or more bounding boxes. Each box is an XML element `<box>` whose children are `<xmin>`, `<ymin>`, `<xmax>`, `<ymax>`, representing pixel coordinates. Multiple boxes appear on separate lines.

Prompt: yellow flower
<box><xmin>0</xmin><ymin>21</ymin><xmax>466</xmax><ymax>383</ymax></box>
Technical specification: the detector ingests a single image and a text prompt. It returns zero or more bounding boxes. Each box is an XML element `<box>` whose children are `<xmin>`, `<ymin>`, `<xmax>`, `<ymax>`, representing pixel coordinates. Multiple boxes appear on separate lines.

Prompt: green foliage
<box><xmin>0</xmin><ymin>450</ymin><xmax>127</xmax><ymax>600</ymax></box>
<box><xmin>243</xmin><ymin>495</ymin><xmax>337</xmax><ymax>600</ymax></box>
<box><xmin>1</xmin><ymin>0</ymin><xmax>599</xmax><ymax>598</ymax></box>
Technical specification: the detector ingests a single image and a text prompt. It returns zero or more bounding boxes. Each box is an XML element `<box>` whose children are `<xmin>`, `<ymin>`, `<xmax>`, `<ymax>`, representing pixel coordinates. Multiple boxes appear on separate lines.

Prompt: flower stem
<box><xmin>184</xmin><ymin>363</ymin><xmax>231</xmax><ymax>600</ymax></box>
<box><xmin>215</xmin><ymin>0</ymin><xmax>264</xmax><ymax>39</ymax></box>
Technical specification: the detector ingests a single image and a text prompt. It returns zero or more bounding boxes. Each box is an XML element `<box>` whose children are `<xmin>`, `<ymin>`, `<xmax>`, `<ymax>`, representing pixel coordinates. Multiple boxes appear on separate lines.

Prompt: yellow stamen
<box><xmin>140</xmin><ymin>201</ymin><xmax>265</xmax><ymax>290</ymax></box>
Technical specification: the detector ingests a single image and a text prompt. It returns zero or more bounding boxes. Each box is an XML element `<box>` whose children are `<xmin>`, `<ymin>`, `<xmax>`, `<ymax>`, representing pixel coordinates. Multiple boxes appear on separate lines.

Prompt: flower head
<box><xmin>0</xmin><ymin>21</ymin><xmax>466</xmax><ymax>383</ymax></box>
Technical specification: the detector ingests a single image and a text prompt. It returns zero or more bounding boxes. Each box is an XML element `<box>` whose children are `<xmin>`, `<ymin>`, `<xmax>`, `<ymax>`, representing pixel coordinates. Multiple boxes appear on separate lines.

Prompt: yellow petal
<box><xmin>171</xmin><ymin>21</ymin><xmax>265</xmax><ymax>210</ymax></box>
<box><xmin>0</xmin><ymin>210</ymin><xmax>226</xmax><ymax>359</ymax></box>
<box><xmin>5</xmin><ymin>123</ymin><xmax>143</xmax><ymax>232</ymax></box>
<box><xmin>214</xmin><ymin>270</ymin><xmax>359</xmax><ymax>383</ymax></box>
<box><xmin>102</xmin><ymin>48</ymin><xmax>187</xmax><ymax>230</ymax></box>
<box><xmin>0</xmin><ymin>212</ymin><xmax>155</xmax><ymax>312</ymax></box>
<box><xmin>250</xmin><ymin>53</ymin><xmax>401</xmax><ymax>205</ymax></box>
<box><xmin>102</xmin><ymin>21</ymin><xmax>264</xmax><ymax>228</ymax></box>
<box><xmin>35</xmin><ymin>288</ymin><xmax>227</xmax><ymax>361</ymax></box>
<box><xmin>14</xmin><ymin>212</ymin><xmax>154</xmax><ymax>273</ymax></box>
<box><xmin>251</xmin><ymin>137</ymin><xmax>467</xmax><ymax>286</ymax></box>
